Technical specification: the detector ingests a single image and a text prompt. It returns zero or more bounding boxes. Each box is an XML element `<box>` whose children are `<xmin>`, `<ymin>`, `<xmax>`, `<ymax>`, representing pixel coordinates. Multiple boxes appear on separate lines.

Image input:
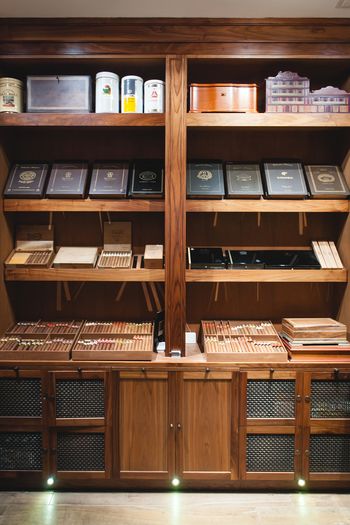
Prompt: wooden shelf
<box><xmin>5</xmin><ymin>268</ymin><xmax>165</xmax><ymax>282</ymax></box>
<box><xmin>186</xmin><ymin>199</ymin><xmax>349</xmax><ymax>213</ymax></box>
<box><xmin>186</xmin><ymin>269</ymin><xmax>347</xmax><ymax>283</ymax></box>
<box><xmin>0</xmin><ymin>113</ymin><xmax>165</xmax><ymax>127</ymax></box>
<box><xmin>3</xmin><ymin>199</ymin><xmax>165</xmax><ymax>213</ymax></box>
<box><xmin>187</xmin><ymin>113</ymin><xmax>350</xmax><ymax>128</ymax></box>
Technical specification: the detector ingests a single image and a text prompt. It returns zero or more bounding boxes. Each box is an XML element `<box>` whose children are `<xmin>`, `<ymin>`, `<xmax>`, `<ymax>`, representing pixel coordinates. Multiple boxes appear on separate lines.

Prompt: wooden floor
<box><xmin>0</xmin><ymin>492</ymin><xmax>349</xmax><ymax>524</ymax></box>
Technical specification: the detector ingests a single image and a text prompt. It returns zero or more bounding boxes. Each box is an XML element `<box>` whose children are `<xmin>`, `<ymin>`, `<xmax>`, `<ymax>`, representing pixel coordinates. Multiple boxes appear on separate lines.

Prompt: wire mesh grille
<box><xmin>247</xmin><ymin>380</ymin><xmax>295</xmax><ymax>418</ymax></box>
<box><xmin>57</xmin><ymin>433</ymin><xmax>105</xmax><ymax>471</ymax></box>
<box><xmin>56</xmin><ymin>379</ymin><xmax>104</xmax><ymax>418</ymax></box>
<box><xmin>310</xmin><ymin>435</ymin><xmax>350</xmax><ymax>473</ymax></box>
<box><xmin>247</xmin><ymin>434</ymin><xmax>295</xmax><ymax>472</ymax></box>
<box><xmin>311</xmin><ymin>381</ymin><xmax>350</xmax><ymax>419</ymax></box>
<box><xmin>0</xmin><ymin>432</ymin><xmax>42</xmax><ymax>471</ymax></box>
<box><xmin>0</xmin><ymin>378</ymin><xmax>42</xmax><ymax>417</ymax></box>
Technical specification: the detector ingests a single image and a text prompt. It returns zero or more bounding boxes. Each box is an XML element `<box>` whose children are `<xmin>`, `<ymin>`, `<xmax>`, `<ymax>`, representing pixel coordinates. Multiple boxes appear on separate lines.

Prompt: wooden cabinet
<box><xmin>303</xmin><ymin>369</ymin><xmax>350</xmax><ymax>482</ymax></box>
<box><xmin>48</xmin><ymin>370</ymin><xmax>112</xmax><ymax>480</ymax></box>
<box><xmin>239</xmin><ymin>370</ymin><xmax>303</xmax><ymax>480</ymax></box>
<box><xmin>0</xmin><ymin>368</ymin><xmax>48</xmax><ymax>478</ymax></box>
<box><xmin>118</xmin><ymin>371</ymin><xmax>175</xmax><ymax>479</ymax></box>
<box><xmin>177</xmin><ymin>371</ymin><xmax>238</xmax><ymax>480</ymax></box>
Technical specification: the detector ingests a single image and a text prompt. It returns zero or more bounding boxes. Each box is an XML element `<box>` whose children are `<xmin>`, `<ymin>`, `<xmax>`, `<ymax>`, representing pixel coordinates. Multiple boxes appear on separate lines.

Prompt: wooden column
<box><xmin>165</xmin><ymin>56</ymin><xmax>187</xmax><ymax>355</ymax></box>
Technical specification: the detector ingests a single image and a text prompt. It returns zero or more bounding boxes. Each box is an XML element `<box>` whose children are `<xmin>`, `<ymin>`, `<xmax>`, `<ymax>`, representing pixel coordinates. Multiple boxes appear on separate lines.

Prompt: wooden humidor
<box><xmin>97</xmin><ymin>221</ymin><xmax>132</xmax><ymax>269</ymax></box>
<box><xmin>189</xmin><ymin>83</ymin><xmax>257</xmax><ymax>113</ymax></box>
<box><xmin>143</xmin><ymin>244</ymin><xmax>164</xmax><ymax>269</ymax></box>
<box><xmin>5</xmin><ymin>225</ymin><xmax>55</xmax><ymax>268</ymax></box>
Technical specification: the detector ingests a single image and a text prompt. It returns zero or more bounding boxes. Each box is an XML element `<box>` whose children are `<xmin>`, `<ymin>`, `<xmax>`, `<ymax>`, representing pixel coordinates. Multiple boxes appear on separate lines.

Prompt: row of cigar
<box><xmin>204</xmin><ymin>335</ymin><xmax>285</xmax><ymax>354</ymax></box>
<box><xmin>202</xmin><ymin>320</ymin><xmax>277</xmax><ymax>337</ymax></box>
<box><xmin>83</xmin><ymin>321</ymin><xmax>153</xmax><ymax>334</ymax></box>
<box><xmin>74</xmin><ymin>336</ymin><xmax>152</xmax><ymax>352</ymax></box>
<box><xmin>8</xmin><ymin>321</ymin><xmax>82</xmax><ymax>335</ymax></box>
<box><xmin>24</xmin><ymin>251</ymin><xmax>52</xmax><ymax>265</ymax></box>
<box><xmin>98</xmin><ymin>251</ymin><xmax>132</xmax><ymax>269</ymax></box>
<box><xmin>0</xmin><ymin>337</ymin><xmax>72</xmax><ymax>353</ymax></box>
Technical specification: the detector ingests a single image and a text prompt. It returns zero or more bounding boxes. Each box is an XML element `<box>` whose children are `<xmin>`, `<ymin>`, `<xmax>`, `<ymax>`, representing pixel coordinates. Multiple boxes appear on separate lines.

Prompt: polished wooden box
<box><xmin>189</xmin><ymin>83</ymin><xmax>258</xmax><ymax>113</ymax></box>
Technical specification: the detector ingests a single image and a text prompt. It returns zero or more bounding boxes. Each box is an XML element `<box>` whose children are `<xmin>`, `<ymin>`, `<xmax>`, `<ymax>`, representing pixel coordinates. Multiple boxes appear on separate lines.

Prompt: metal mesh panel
<box><xmin>311</xmin><ymin>381</ymin><xmax>350</xmax><ymax>419</ymax></box>
<box><xmin>57</xmin><ymin>433</ymin><xmax>105</xmax><ymax>471</ymax></box>
<box><xmin>247</xmin><ymin>434</ymin><xmax>295</xmax><ymax>472</ymax></box>
<box><xmin>0</xmin><ymin>378</ymin><xmax>42</xmax><ymax>417</ymax></box>
<box><xmin>56</xmin><ymin>379</ymin><xmax>104</xmax><ymax>418</ymax></box>
<box><xmin>0</xmin><ymin>432</ymin><xmax>42</xmax><ymax>471</ymax></box>
<box><xmin>310</xmin><ymin>435</ymin><xmax>350</xmax><ymax>473</ymax></box>
<box><xmin>247</xmin><ymin>380</ymin><xmax>295</xmax><ymax>418</ymax></box>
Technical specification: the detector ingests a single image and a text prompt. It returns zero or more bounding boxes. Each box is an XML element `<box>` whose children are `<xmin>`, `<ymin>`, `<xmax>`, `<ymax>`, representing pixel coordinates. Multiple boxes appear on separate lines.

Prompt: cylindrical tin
<box><xmin>0</xmin><ymin>77</ymin><xmax>23</xmax><ymax>113</ymax></box>
<box><xmin>95</xmin><ymin>72</ymin><xmax>119</xmax><ymax>113</ymax></box>
<box><xmin>144</xmin><ymin>80</ymin><xmax>165</xmax><ymax>113</ymax></box>
<box><xmin>121</xmin><ymin>75</ymin><xmax>143</xmax><ymax>113</ymax></box>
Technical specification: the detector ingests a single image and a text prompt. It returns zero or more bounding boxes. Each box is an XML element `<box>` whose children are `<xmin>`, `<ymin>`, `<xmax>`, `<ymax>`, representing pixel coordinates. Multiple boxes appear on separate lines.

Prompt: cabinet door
<box><xmin>177</xmin><ymin>371</ymin><xmax>238</xmax><ymax>480</ymax></box>
<box><xmin>240</xmin><ymin>370</ymin><xmax>303</xmax><ymax>481</ymax></box>
<box><xmin>303</xmin><ymin>370</ymin><xmax>350</xmax><ymax>482</ymax></box>
<box><xmin>0</xmin><ymin>369</ymin><xmax>49</xmax><ymax>479</ymax></box>
<box><xmin>48</xmin><ymin>370</ymin><xmax>112</xmax><ymax>480</ymax></box>
<box><xmin>118</xmin><ymin>371</ymin><xmax>175</xmax><ymax>479</ymax></box>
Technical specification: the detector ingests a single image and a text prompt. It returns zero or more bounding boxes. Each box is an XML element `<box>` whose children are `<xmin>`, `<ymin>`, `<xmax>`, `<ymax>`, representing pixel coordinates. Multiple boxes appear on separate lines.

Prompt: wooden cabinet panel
<box><xmin>118</xmin><ymin>371</ymin><xmax>174</xmax><ymax>479</ymax></box>
<box><xmin>177</xmin><ymin>371</ymin><xmax>237</xmax><ymax>480</ymax></box>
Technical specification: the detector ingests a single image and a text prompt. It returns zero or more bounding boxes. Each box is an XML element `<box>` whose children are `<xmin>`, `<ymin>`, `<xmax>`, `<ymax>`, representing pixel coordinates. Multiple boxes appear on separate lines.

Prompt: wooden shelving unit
<box><xmin>4</xmin><ymin>199</ymin><xmax>165</xmax><ymax>212</ymax></box>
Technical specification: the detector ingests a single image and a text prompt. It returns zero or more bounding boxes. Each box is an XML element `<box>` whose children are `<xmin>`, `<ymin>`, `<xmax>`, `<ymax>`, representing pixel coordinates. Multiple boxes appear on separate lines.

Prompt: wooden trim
<box><xmin>4</xmin><ymin>199</ymin><xmax>165</xmax><ymax>213</ymax></box>
<box><xmin>309</xmin><ymin>472</ymin><xmax>350</xmax><ymax>481</ymax></box>
<box><xmin>0</xmin><ymin>113</ymin><xmax>165</xmax><ymax>127</ymax></box>
<box><xmin>165</xmin><ymin>55</ymin><xmax>187</xmax><ymax>355</ymax></box>
<box><xmin>181</xmin><ymin>471</ymin><xmax>232</xmax><ymax>480</ymax></box>
<box><xmin>245</xmin><ymin>472</ymin><xmax>295</xmax><ymax>481</ymax></box>
<box><xmin>120</xmin><ymin>470</ymin><xmax>170</xmax><ymax>480</ymax></box>
<box><xmin>182</xmin><ymin>371</ymin><xmax>233</xmax><ymax>380</ymax></box>
<box><xmin>246</xmin><ymin>370</ymin><xmax>296</xmax><ymax>380</ymax></box>
<box><xmin>247</xmin><ymin>426</ymin><xmax>295</xmax><ymax>434</ymax></box>
<box><xmin>186</xmin><ymin>199</ymin><xmax>349</xmax><ymax>214</ymax></box>
<box><xmin>246</xmin><ymin>419</ymin><xmax>295</xmax><ymax>427</ymax></box>
<box><xmin>186</xmin><ymin>269</ymin><xmax>347</xmax><ymax>283</ymax></box>
<box><xmin>55</xmin><ymin>418</ymin><xmax>105</xmax><ymax>427</ymax></box>
<box><xmin>5</xmin><ymin>268</ymin><xmax>165</xmax><ymax>282</ymax></box>
<box><xmin>119</xmin><ymin>371</ymin><xmax>168</xmax><ymax>379</ymax></box>
<box><xmin>310</xmin><ymin>420</ymin><xmax>350</xmax><ymax>433</ymax></box>
<box><xmin>187</xmin><ymin>113</ymin><xmax>350</xmax><ymax>129</ymax></box>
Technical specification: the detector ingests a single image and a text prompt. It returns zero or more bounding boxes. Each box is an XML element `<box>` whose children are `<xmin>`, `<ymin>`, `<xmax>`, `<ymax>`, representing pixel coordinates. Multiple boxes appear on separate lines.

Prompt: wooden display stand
<box><xmin>0</xmin><ymin>17</ymin><xmax>349</xmax><ymax>490</ymax></box>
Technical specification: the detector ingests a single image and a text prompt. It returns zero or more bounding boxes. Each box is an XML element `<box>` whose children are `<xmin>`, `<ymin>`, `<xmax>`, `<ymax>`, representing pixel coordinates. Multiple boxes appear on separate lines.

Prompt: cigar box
<box><xmin>27</xmin><ymin>75</ymin><xmax>92</xmax><ymax>113</ymax></box>
<box><xmin>311</xmin><ymin>241</ymin><xmax>343</xmax><ymax>269</ymax></box>
<box><xmin>5</xmin><ymin>225</ymin><xmax>55</xmax><ymax>268</ymax></box>
<box><xmin>225</xmin><ymin>163</ymin><xmax>264</xmax><ymax>199</ymax></box>
<box><xmin>97</xmin><ymin>222</ymin><xmax>132</xmax><ymax>269</ymax></box>
<box><xmin>227</xmin><ymin>250</ymin><xmax>264</xmax><ymax>269</ymax></box>
<box><xmin>256</xmin><ymin>250</ymin><xmax>297</xmax><ymax>269</ymax></box>
<box><xmin>46</xmin><ymin>162</ymin><xmax>88</xmax><ymax>198</ymax></box>
<box><xmin>143</xmin><ymin>244</ymin><xmax>164</xmax><ymax>269</ymax></box>
<box><xmin>201</xmin><ymin>320</ymin><xmax>287</xmax><ymax>363</ymax></box>
<box><xmin>305</xmin><ymin>165</ymin><xmax>349</xmax><ymax>199</ymax></box>
<box><xmin>282</xmin><ymin>318</ymin><xmax>348</xmax><ymax>343</ymax></box>
<box><xmin>6</xmin><ymin>320</ymin><xmax>83</xmax><ymax>336</ymax></box>
<box><xmin>130</xmin><ymin>160</ymin><xmax>164</xmax><ymax>198</ymax></box>
<box><xmin>4</xmin><ymin>163</ymin><xmax>49</xmax><ymax>198</ymax></box>
<box><xmin>189</xmin><ymin>83</ymin><xmax>258</xmax><ymax>113</ymax></box>
<box><xmin>72</xmin><ymin>321</ymin><xmax>155</xmax><ymax>361</ymax></box>
<box><xmin>263</xmin><ymin>162</ymin><xmax>308</xmax><ymax>199</ymax></box>
<box><xmin>0</xmin><ymin>334</ymin><xmax>73</xmax><ymax>361</ymax></box>
<box><xmin>292</xmin><ymin>250</ymin><xmax>321</xmax><ymax>269</ymax></box>
<box><xmin>53</xmin><ymin>247</ymin><xmax>99</xmax><ymax>268</ymax></box>
<box><xmin>187</xmin><ymin>162</ymin><xmax>225</xmax><ymax>199</ymax></box>
<box><xmin>89</xmin><ymin>162</ymin><xmax>130</xmax><ymax>199</ymax></box>
<box><xmin>188</xmin><ymin>247</ymin><xmax>227</xmax><ymax>269</ymax></box>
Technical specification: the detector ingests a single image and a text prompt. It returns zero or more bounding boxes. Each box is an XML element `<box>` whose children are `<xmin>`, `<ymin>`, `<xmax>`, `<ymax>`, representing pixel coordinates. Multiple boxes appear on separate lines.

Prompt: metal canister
<box><xmin>0</xmin><ymin>77</ymin><xmax>23</xmax><ymax>113</ymax></box>
<box><xmin>121</xmin><ymin>75</ymin><xmax>143</xmax><ymax>113</ymax></box>
<box><xmin>95</xmin><ymin>72</ymin><xmax>119</xmax><ymax>113</ymax></box>
<box><xmin>144</xmin><ymin>80</ymin><xmax>165</xmax><ymax>113</ymax></box>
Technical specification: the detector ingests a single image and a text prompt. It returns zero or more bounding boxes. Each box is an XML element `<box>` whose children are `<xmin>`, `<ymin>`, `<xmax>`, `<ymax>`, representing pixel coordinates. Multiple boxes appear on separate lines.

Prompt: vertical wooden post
<box><xmin>165</xmin><ymin>56</ymin><xmax>187</xmax><ymax>355</ymax></box>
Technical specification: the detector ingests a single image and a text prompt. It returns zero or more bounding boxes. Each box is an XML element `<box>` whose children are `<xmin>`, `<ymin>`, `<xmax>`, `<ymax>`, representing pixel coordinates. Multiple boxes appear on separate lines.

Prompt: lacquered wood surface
<box><xmin>5</xmin><ymin>268</ymin><xmax>165</xmax><ymax>282</ymax></box>
<box><xmin>186</xmin><ymin>199</ymin><xmax>349</xmax><ymax>213</ymax></box>
<box><xmin>186</xmin><ymin>269</ymin><xmax>347</xmax><ymax>283</ymax></box>
<box><xmin>0</xmin><ymin>113</ymin><xmax>165</xmax><ymax>127</ymax></box>
<box><xmin>3</xmin><ymin>199</ymin><xmax>165</xmax><ymax>212</ymax></box>
<box><xmin>187</xmin><ymin>113</ymin><xmax>350</xmax><ymax>128</ymax></box>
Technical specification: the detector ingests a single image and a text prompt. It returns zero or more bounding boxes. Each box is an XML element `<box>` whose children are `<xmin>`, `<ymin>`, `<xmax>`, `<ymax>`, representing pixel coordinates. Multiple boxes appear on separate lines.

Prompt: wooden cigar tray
<box><xmin>190</xmin><ymin>83</ymin><xmax>258</xmax><ymax>113</ymax></box>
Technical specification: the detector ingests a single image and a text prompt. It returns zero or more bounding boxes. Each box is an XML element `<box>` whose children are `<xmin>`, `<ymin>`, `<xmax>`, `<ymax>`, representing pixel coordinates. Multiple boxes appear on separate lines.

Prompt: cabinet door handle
<box><xmin>296</xmin><ymin>395</ymin><xmax>302</xmax><ymax>402</ymax></box>
<box><xmin>305</xmin><ymin>396</ymin><xmax>311</xmax><ymax>403</ymax></box>
<box><xmin>177</xmin><ymin>423</ymin><xmax>182</xmax><ymax>430</ymax></box>
<box><xmin>305</xmin><ymin>450</ymin><xmax>309</xmax><ymax>456</ymax></box>
<box><xmin>295</xmin><ymin>449</ymin><xmax>300</xmax><ymax>456</ymax></box>
<box><xmin>169</xmin><ymin>423</ymin><xmax>174</xmax><ymax>429</ymax></box>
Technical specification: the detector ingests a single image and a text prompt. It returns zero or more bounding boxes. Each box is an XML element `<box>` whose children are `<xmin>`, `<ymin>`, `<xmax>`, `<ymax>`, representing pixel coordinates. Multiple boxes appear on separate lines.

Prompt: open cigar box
<box><xmin>0</xmin><ymin>320</ymin><xmax>82</xmax><ymax>360</ymax></box>
<box><xmin>201</xmin><ymin>320</ymin><xmax>288</xmax><ymax>362</ymax></box>
<box><xmin>97</xmin><ymin>222</ymin><xmax>132</xmax><ymax>269</ymax></box>
<box><xmin>72</xmin><ymin>320</ymin><xmax>155</xmax><ymax>361</ymax></box>
<box><xmin>5</xmin><ymin>225</ymin><xmax>55</xmax><ymax>268</ymax></box>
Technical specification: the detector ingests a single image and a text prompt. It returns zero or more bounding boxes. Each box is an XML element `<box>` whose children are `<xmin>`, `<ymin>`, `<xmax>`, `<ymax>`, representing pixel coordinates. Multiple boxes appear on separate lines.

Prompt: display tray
<box><xmin>5</xmin><ymin>249</ymin><xmax>55</xmax><ymax>268</ymax></box>
<box><xmin>0</xmin><ymin>333</ymin><xmax>74</xmax><ymax>361</ymax></box>
<box><xmin>6</xmin><ymin>320</ymin><xmax>83</xmax><ymax>335</ymax></box>
<box><xmin>201</xmin><ymin>320</ymin><xmax>287</xmax><ymax>362</ymax></box>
